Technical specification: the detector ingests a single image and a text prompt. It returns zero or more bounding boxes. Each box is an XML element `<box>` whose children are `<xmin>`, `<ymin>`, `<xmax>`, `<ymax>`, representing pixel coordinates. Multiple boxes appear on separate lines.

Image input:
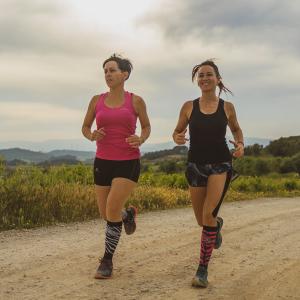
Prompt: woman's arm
<box><xmin>172</xmin><ymin>101</ymin><xmax>192</xmax><ymax>145</ymax></box>
<box><xmin>81</xmin><ymin>95</ymin><xmax>106</xmax><ymax>141</ymax></box>
<box><xmin>127</xmin><ymin>95</ymin><xmax>151</xmax><ymax>148</ymax></box>
<box><xmin>225</xmin><ymin>101</ymin><xmax>244</xmax><ymax>158</ymax></box>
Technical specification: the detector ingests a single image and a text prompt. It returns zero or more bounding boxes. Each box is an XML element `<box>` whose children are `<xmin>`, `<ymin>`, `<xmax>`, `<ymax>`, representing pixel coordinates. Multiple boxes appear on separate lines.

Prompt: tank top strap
<box><xmin>217</xmin><ymin>98</ymin><xmax>227</xmax><ymax>119</ymax></box>
<box><xmin>95</xmin><ymin>92</ymin><xmax>107</xmax><ymax>112</ymax></box>
<box><xmin>124</xmin><ymin>91</ymin><xmax>131</xmax><ymax>106</ymax></box>
<box><xmin>219</xmin><ymin>98</ymin><xmax>224</xmax><ymax>108</ymax></box>
<box><xmin>188</xmin><ymin>98</ymin><xmax>200</xmax><ymax>121</ymax></box>
<box><xmin>124</xmin><ymin>91</ymin><xmax>136</xmax><ymax>113</ymax></box>
<box><xmin>193</xmin><ymin>98</ymin><xmax>199</xmax><ymax>107</ymax></box>
<box><xmin>192</xmin><ymin>98</ymin><xmax>199</xmax><ymax>112</ymax></box>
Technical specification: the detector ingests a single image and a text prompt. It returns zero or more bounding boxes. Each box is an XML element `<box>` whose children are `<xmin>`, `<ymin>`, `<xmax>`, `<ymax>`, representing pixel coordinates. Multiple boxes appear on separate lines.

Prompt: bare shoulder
<box><xmin>224</xmin><ymin>100</ymin><xmax>234</xmax><ymax>109</ymax></box>
<box><xmin>83</xmin><ymin>95</ymin><xmax>99</xmax><ymax>124</ymax></box>
<box><xmin>89</xmin><ymin>94</ymin><xmax>100</xmax><ymax>107</ymax></box>
<box><xmin>181</xmin><ymin>100</ymin><xmax>193</xmax><ymax>118</ymax></box>
<box><xmin>132</xmin><ymin>93</ymin><xmax>145</xmax><ymax>105</ymax></box>
<box><xmin>132</xmin><ymin>93</ymin><xmax>147</xmax><ymax>114</ymax></box>
<box><xmin>224</xmin><ymin>100</ymin><xmax>236</xmax><ymax>116</ymax></box>
<box><xmin>182</xmin><ymin>100</ymin><xmax>193</xmax><ymax>110</ymax></box>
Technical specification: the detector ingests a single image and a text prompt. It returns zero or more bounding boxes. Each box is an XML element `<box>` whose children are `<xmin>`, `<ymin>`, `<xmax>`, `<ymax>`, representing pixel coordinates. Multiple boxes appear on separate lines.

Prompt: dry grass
<box><xmin>0</xmin><ymin>165</ymin><xmax>299</xmax><ymax>230</ymax></box>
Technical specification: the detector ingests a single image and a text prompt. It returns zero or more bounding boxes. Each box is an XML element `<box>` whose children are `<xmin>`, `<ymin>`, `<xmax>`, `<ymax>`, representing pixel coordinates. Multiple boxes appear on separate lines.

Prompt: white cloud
<box><xmin>0</xmin><ymin>102</ymin><xmax>84</xmax><ymax>140</ymax></box>
<box><xmin>0</xmin><ymin>0</ymin><xmax>299</xmax><ymax>146</ymax></box>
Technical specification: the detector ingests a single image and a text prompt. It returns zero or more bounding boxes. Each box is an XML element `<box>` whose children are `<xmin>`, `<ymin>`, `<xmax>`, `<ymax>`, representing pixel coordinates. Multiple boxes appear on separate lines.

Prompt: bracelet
<box><xmin>237</xmin><ymin>141</ymin><xmax>244</xmax><ymax>146</ymax></box>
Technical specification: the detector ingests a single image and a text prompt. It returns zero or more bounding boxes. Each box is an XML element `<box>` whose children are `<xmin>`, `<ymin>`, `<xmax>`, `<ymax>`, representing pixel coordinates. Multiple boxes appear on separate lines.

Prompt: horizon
<box><xmin>0</xmin><ymin>136</ymin><xmax>273</xmax><ymax>153</ymax></box>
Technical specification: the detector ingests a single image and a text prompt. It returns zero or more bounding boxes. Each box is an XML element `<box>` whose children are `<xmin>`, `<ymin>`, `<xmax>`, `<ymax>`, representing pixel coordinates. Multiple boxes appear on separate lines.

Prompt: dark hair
<box><xmin>192</xmin><ymin>60</ymin><xmax>233</xmax><ymax>96</ymax></box>
<box><xmin>102</xmin><ymin>53</ymin><xmax>133</xmax><ymax>80</ymax></box>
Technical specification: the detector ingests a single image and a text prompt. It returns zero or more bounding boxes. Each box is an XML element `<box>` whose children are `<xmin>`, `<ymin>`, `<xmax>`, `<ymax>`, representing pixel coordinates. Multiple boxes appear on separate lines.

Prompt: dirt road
<box><xmin>1</xmin><ymin>197</ymin><xmax>299</xmax><ymax>300</ymax></box>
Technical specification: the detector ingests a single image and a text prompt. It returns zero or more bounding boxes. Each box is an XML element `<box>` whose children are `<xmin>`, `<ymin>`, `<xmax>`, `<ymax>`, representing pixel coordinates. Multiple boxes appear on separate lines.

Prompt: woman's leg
<box><xmin>193</xmin><ymin>172</ymin><xmax>228</xmax><ymax>287</ymax></box>
<box><xmin>189</xmin><ymin>186</ymin><xmax>207</xmax><ymax>226</ymax></box>
<box><xmin>106</xmin><ymin>178</ymin><xmax>137</xmax><ymax>221</ymax></box>
<box><xmin>103</xmin><ymin>178</ymin><xmax>136</xmax><ymax>259</ymax></box>
<box><xmin>95</xmin><ymin>185</ymin><xmax>110</xmax><ymax>220</ymax></box>
<box><xmin>203</xmin><ymin>172</ymin><xmax>227</xmax><ymax>226</ymax></box>
<box><xmin>95</xmin><ymin>178</ymin><xmax>136</xmax><ymax>279</ymax></box>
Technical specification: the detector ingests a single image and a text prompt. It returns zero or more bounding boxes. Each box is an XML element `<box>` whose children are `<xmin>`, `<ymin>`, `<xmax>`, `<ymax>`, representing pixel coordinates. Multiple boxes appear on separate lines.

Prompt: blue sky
<box><xmin>0</xmin><ymin>0</ymin><xmax>299</xmax><ymax>149</ymax></box>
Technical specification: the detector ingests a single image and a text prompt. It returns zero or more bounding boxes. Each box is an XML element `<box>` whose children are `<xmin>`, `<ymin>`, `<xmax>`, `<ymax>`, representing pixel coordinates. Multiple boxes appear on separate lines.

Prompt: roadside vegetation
<box><xmin>0</xmin><ymin>136</ymin><xmax>299</xmax><ymax>230</ymax></box>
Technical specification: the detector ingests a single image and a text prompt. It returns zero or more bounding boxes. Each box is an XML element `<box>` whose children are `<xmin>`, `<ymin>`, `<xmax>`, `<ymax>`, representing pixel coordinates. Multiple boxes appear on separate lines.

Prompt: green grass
<box><xmin>0</xmin><ymin>165</ymin><xmax>299</xmax><ymax>230</ymax></box>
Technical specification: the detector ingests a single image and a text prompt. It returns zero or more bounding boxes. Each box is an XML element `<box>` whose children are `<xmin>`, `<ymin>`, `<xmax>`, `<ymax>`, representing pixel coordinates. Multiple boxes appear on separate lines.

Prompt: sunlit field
<box><xmin>0</xmin><ymin>163</ymin><xmax>299</xmax><ymax>230</ymax></box>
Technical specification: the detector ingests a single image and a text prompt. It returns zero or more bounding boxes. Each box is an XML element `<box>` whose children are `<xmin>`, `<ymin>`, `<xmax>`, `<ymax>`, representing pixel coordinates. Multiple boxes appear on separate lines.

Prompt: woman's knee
<box><xmin>106</xmin><ymin>204</ymin><xmax>122</xmax><ymax>220</ymax></box>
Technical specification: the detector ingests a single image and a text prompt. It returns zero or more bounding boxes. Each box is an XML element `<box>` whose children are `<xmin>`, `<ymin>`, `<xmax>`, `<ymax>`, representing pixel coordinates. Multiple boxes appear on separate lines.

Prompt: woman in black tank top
<box><xmin>172</xmin><ymin>60</ymin><xmax>244</xmax><ymax>288</ymax></box>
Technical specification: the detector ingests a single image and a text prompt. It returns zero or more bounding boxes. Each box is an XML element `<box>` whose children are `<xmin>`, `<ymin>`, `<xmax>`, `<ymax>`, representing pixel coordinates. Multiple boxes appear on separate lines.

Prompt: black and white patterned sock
<box><xmin>103</xmin><ymin>221</ymin><xmax>122</xmax><ymax>260</ymax></box>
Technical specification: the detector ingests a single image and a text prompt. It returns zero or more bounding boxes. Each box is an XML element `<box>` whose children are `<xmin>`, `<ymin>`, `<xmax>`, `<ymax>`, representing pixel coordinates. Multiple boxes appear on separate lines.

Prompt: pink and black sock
<box><xmin>199</xmin><ymin>225</ymin><xmax>218</xmax><ymax>269</ymax></box>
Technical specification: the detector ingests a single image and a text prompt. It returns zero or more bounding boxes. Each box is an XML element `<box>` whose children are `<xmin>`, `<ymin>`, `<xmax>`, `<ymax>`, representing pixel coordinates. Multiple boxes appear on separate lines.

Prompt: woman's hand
<box><xmin>173</xmin><ymin>128</ymin><xmax>189</xmax><ymax>145</ymax></box>
<box><xmin>90</xmin><ymin>127</ymin><xmax>106</xmax><ymax>141</ymax></box>
<box><xmin>229</xmin><ymin>140</ymin><xmax>244</xmax><ymax>158</ymax></box>
<box><xmin>126</xmin><ymin>134</ymin><xmax>143</xmax><ymax>148</ymax></box>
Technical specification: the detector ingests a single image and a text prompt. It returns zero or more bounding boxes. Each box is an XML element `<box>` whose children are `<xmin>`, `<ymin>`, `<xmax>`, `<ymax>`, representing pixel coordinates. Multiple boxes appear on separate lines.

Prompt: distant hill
<box><xmin>0</xmin><ymin>139</ymin><xmax>95</xmax><ymax>152</ymax></box>
<box><xmin>0</xmin><ymin>136</ymin><xmax>272</xmax><ymax>164</ymax></box>
<box><xmin>0</xmin><ymin>148</ymin><xmax>49</xmax><ymax>163</ymax></box>
<box><xmin>142</xmin><ymin>146</ymin><xmax>188</xmax><ymax>160</ymax></box>
<box><xmin>140</xmin><ymin>137</ymin><xmax>271</xmax><ymax>151</ymax></box>
<box><xmin>141</xmin><ymin>142</ymin><xmax>176</xmax><ymax>153</ymax></box>
<box><xmin>37</xmin><ymin>155</ymin><xmax>80</xmax><ymax>166</ymax></box>
<box><xmin>48</xmin><ymin>150</ymin><xmax>95</xmax><ymax>161</ymax></box>
<box><xmin>0</xmin><ymin>137</ymin><xmax>271</xmax><ymax>153</ymax></box>
<box><xmin>239</xmin><ymin>137</ymin><xmax>271</xmax><ymax>147</ymax></box>
<box><xmin>0</xmin><ymin>148</ymin><xmax>94</xmax><ymax>163</ymax></box>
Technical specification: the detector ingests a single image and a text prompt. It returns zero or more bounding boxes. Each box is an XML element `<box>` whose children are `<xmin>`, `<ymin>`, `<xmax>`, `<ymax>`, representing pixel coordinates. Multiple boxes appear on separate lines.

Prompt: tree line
<box><xmin>142</xmin><ymin>136</ymin><xmax>300</xmax><ymax>176</ymax></box>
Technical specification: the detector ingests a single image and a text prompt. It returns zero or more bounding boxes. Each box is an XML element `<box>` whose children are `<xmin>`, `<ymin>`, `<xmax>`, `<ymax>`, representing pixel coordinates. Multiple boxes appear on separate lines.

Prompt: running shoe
<box><xmin>192</xmin><ymin>265</ymin><xmax>208</xmax><ymax>288</ymax></box>
<box><xmin>123</xmin><ymin>206</ymin><xmax>137</xmax><ymax>235</ymax></box>
<box><xmin>214</xmin><ymin>216</ymin><xmax>223</xmax><ymax>249</ymax></box>
<box><xmin>94</xmin><ymin>258</ymin><xmax>113</xmax><ymax>279</ymax></box>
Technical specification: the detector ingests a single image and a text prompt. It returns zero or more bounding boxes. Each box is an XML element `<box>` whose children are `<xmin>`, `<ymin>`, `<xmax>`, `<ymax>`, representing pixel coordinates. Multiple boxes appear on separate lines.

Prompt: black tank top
<box><xmin>188</xmin><ymin>98</ymin><xmax>232</xmax><ymax>164</ymax></box>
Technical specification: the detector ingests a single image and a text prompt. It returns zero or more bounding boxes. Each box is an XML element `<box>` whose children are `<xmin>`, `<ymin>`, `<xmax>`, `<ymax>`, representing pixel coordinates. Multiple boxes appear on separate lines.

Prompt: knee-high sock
<box><xmin>200</xmin><ymin>225</ymin><xmax>218</xmax><ymax>269</ymax></box>
<box><xmin>103</xmin><ymin>221</ymin><xmax>122</xmax><ymax>260</ymax></box>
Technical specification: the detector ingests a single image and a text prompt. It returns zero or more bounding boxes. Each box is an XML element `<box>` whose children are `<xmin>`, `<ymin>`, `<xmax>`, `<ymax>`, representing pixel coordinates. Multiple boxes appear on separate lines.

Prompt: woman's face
<box><xmin>103</xmin><ymin>60</ymin><xmax>128</xmax><ymax>88</ymax></box>
<box><xmin>197</xmin><ymin>65</ymin><xmax>220</xmax><ymax>93</ymax></box>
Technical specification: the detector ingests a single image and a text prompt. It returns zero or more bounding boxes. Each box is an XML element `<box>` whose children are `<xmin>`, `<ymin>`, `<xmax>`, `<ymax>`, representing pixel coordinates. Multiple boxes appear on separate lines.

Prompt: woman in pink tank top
<box><xmin>82</xmin><ymin>54</ymin><xmax>151</xmax><ymax>279</ymax></box>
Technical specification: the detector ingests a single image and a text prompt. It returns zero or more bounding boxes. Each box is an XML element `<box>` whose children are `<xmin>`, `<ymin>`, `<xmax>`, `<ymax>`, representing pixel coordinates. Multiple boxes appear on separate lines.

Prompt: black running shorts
<box><xmin>94</xmin><ymin>157</ymin><xmax>140</xmax><ymax>186</ymax></box>
<box><xmin>185</xmin><ymin>161</ymin><xmax>233</xmax><ymax>187</ymax></box>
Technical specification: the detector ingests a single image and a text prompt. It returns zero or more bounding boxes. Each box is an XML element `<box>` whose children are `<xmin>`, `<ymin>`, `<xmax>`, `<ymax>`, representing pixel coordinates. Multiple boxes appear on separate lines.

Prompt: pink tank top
<box><xmin>95</xmin><ymin>91</ymin><xmax>140</xmax><ymax>160</ymax></box>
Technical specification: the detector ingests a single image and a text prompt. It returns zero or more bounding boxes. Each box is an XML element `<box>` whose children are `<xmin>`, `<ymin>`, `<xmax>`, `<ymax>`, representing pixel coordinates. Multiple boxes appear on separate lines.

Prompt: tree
<box><xmin>159</xmin><ymin>160</ymin><xmax>178</xmax><ymax>174</ymax></box>
<box><xmin>244</xmin><ymin>144</ymin><xmax>263</xmax><ymax>156</ymax></box>
<box><xmin>279</xmin><ymin>153</ymin><xmax>300</xmax><ymax>175</ymax></box>
<box><xmin>254</xmin><ymin>159</ymin><xmax>270</xmax><ymax>175</ymax></box>
<box><xmin>293</xmin><ymin>155</ymin><xmax>300</xmax><ymax>175</ymax></box>
<box><xmin>265</xmin><ymin>136</ymin><xmax>300</xmax><ymax>157</ymax></box>
<box><xmin>280</xmin><ymin>158</ymin><xmax>295</xmax><ymax>173</ymax></box>
<box><xmin>0</xmin><ymin>156</ymin><xmax>5</xmax><ymax>176</ymax></box>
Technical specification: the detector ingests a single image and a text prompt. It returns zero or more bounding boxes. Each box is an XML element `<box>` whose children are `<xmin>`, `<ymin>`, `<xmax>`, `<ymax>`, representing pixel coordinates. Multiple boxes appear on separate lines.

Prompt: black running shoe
<box><xmin>123</xmin><ymin>206</ymin><xmax>137</xmax><ymax>235</ymax></box>
<box><xmin>94</xmin><ymin>258</ymin><xmax>113</xmax><ymax>279</ymax></box>
<box><xmin>214</xmin><ymin>216</ymin><xmax>223</xmax><ymax>249</ymax></box>
<box><xmin>192</xmin><ymin>265</ymin><xmax>208</xmax><ymax>288</ymax></box>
